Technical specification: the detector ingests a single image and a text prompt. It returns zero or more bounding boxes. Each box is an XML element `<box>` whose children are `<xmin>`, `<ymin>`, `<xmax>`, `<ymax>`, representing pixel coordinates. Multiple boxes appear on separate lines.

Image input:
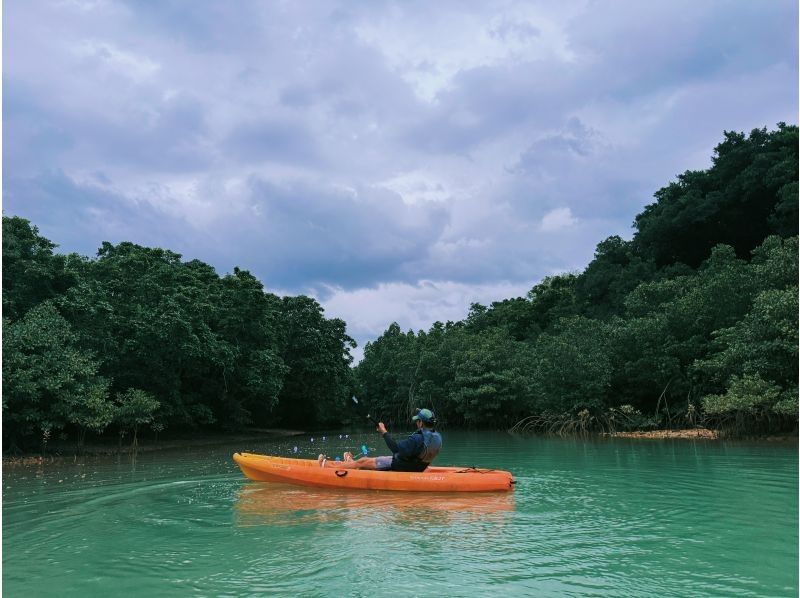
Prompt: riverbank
<box><xmin>608</xmin><ymin>428</ymin><xmax>718</xmax><ymax>439</ymax></box>
<box><xmin>6</xmin><ymin>426</ymin><xmax>796</xmax><ymax>466</ymax></box>
<box><xmin>606</xmin><ymin>428</ymin><xmax>797</xmax><ymax>442</ymax></box>
<box><xmin>2</xmin><ymin>428</ymin><xmax>305</xmax><ymax>466</ymax></box>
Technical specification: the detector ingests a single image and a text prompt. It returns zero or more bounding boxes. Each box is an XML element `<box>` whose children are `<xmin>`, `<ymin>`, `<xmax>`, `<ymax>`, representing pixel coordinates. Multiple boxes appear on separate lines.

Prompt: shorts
<box><xmin>374</xmin><ymin>456</ymin><xmax>393</xmax><ymax>471</ymax></box>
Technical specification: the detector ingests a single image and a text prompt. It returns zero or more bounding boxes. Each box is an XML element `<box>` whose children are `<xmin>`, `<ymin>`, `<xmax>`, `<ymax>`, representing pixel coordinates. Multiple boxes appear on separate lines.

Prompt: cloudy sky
<box><xmin>4</xmin><ymin>1</ymin><xmax>797</xmax><ymax>359</ymax></box>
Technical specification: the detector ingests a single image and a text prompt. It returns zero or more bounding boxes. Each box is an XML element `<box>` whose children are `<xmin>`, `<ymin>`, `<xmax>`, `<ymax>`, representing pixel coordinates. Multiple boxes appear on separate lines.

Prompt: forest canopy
<box><xmin>3</xmin><ymin>221</ymin><xmax>356</xmax><ymax>449</ymax></box>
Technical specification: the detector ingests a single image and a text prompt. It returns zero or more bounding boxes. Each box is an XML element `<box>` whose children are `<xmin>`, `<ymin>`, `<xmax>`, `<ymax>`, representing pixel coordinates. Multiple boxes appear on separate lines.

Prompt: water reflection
<box><xmin>234</xmin><ymin>482</ymin><xmax>515</xmax><ymax>527</ymax></box>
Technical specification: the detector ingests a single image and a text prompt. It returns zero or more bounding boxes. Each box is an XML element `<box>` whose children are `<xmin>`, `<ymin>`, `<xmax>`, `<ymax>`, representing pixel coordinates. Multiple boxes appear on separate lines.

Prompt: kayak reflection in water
<box><xmin>318</xmin><ymin>408</ymin><xmax>443</xmax><ymax>472</ymax></box>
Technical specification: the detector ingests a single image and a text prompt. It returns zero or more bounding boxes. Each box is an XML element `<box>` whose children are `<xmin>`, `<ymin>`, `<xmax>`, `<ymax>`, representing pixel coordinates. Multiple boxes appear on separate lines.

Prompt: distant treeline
<box><xmin>3</xmin><ymin>222</ymin><xmax>356</xmax><ymax>450</ymax></box>
<box><xmin>353</xmin><ymin>124</ymin><xmax>798</xmax><ymax>435</ymax></box>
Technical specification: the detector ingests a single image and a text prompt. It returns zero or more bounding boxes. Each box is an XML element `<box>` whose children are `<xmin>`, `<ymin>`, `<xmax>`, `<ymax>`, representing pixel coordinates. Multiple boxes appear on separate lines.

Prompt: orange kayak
<box><xmin>233</xmin><ymin>453</ymin><xmax>515</xmax><ymax>492</ymax></box>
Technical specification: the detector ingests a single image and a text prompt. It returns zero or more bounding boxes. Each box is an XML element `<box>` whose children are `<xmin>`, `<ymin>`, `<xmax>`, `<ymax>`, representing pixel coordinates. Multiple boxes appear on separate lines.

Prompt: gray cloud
<box><xmin>206</xmin><ymin>177</ymin><xmax>450</xmax><ymax>289</ymax></box>
<box><xmin>224</xmin><ymin>120</ymin><xmax>322</xmax><ymax>166</ymax></box>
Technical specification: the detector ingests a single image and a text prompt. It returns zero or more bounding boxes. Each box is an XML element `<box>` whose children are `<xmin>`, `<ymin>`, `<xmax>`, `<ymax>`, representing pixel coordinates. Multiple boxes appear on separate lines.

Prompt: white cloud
<box><xmin>379</xmin><ymin>170</ymin><xmax>451</xmax><ymax>205</ymax></box>
<box><xmin>55</xmin><ymin>0</ymin><xmax>111</xmax><ymax>12</ymax></box>
<box><xmin>320</xmin><ymin>279</ymin><xmax>533</xmax><ymax>361</ymax></box>
<box><xmin>74</xmin><ymin>40</ymin><xmax>160</xmax><ymax>82</ymax></box>
<box><xmin>540</xmin><ymin>207</ymin><xmax>577</xmax><ymax>232</ymax></box>
<box><xmin>354</xmin><ymin>3</ymin><xmax>579</xmax><ymax>101</ymax></box>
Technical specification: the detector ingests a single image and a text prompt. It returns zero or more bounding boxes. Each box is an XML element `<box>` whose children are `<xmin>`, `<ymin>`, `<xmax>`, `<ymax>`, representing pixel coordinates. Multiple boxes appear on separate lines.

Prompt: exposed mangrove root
<box><xmin>609</xmin><ymin>429</ymin><xmax>718</xmax><ymax>439</ymax></box>
<box><xmin>509</xmin><ymin>403</ymin><xmax>797</xmax><ymax>439</ymax></box>
<box><xmin>510</xmin><ymin>404</ymin><xmax>695</xmax><ymax>437</ymax></box>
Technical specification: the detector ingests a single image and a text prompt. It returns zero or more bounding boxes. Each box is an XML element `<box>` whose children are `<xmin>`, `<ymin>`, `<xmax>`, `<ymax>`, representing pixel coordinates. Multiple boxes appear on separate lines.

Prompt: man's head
<box><xmin>412</xmin><ymin>408</ymin><xmax>437</xmax><ymax>428</ymax></box>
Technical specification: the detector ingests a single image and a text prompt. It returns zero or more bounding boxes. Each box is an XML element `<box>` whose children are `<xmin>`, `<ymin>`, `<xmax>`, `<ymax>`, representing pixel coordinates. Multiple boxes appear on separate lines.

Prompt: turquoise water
<box><xmin>3</xmin><ymin>432</ymin><xmax>797</xmax><ymax>596</ymax></box>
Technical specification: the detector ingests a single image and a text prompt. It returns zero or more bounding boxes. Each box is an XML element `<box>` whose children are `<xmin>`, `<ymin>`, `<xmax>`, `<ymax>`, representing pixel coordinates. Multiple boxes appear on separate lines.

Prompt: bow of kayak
<box><xmin>233</xmin><ymin>453</ymin><xmax>515</xmax><ymax>492</ymax></box>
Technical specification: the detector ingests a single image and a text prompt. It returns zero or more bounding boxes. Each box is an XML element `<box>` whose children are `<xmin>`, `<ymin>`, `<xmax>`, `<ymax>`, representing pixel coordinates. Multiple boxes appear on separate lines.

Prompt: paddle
<box><xmin>350</xmin><ymin>396</ymin><xmax>378</xmax><ymax>426</ymax></box>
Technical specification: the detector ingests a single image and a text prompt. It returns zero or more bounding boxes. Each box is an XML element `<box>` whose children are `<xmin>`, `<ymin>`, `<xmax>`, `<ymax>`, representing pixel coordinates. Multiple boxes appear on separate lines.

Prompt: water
<box><xmin>3</xmin><ymin>432</ymin><xmax>797</xmax><ymax>597</ymax></box>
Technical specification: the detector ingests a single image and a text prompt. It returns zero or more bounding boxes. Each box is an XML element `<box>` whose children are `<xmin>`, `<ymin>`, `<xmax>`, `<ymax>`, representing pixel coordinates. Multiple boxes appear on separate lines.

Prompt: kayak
<box><xmin>233</xmin><ymin>453</ymin><xmax>515</xmax><ymax>492</ymax></box>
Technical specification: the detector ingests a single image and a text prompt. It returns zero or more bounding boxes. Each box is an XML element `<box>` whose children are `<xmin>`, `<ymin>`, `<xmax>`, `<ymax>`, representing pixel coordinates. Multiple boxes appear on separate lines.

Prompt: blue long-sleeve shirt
<box><xmin>382</xmin><ymin>430</ymin><xmax>424</xmax><ymax>460</ymax></box>
<box><xmin>382</xmin><ymin>429</ymin><xmax>431</xmax><ymax>472</ymax></box>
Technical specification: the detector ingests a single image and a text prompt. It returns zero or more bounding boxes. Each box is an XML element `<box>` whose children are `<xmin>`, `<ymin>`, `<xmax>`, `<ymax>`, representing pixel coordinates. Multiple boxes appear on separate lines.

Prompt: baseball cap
<box><xmin>412</xmin><ymin>408</ymin><xmax>436</xmax><ymax>423</ymax></box>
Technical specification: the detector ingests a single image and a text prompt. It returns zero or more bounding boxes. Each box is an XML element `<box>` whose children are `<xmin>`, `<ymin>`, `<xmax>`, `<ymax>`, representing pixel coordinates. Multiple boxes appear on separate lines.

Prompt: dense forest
<box><xmin>354</xmin><ymin>124</ymin><xmax>798</xmax><ymax>435</ymax></box>
<box><xmin>3</xmin><ymin>225</ymin><xmax>356</xmax><ymax>450</ymax></box>
<box><xmin>3</xmin><ymin>124</ymin><xmax>798</xmax><ymax>449</ymax></box>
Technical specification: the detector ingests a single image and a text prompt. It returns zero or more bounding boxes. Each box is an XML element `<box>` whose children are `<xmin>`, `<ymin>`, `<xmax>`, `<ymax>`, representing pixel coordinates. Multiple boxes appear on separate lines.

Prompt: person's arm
<box><xmin>377</xmin><ymin>422</ymin><xmax>399</xmax><ymax>452</ymax></box>
<box><xmin>377</xmin><ymin>423</ymin><xmax>422</xmax><ymax>457</ymax></box>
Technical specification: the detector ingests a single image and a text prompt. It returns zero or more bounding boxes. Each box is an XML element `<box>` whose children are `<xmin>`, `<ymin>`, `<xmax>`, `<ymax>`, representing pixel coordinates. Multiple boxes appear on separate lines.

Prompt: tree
<box><xmin>212</xmin><ymin>269</ymin><xmax>287</xmax><ymax>428</ymax></box>
<box><xmin>274</xmin><ymin>296</ymin><xmax>355</xmax><ymax>427</ymax></box>
<box><xmin>526</xmin><ymin>274</ymin><xmax>580</xmax><ymax>333</ymax></box>
<box><xmin>113</xmin><ymin>388</ymin><xmax>160</xmax><ymax>448</ymax></box>
<box><xmin>702</xmin><ymin>374</ymin><xmax>796</xmax><ymax>432</ymax></box>
<box><xmin>448</xmin><ymin>330</ymin><xmax>533</xmax><ymax>425</ymax></box>
<box><xmin>354</xmin><ymin>323</ymin><xmax>420</xmax><ymax>424</ymax></box>
<box><xmin>634</xmin><ymin>124</ymin><xmax>798</xmax><ymax>267</ymax></box>
<box><xmin>2</xmin><ymin>302</ymin><xmax>112</xmax><ymax>447</ymax></box>
<box><xmin>575</xmin><ymin>236</ymin><xmax>656</xmax><ymax>318</ymax></box>
<box><xmin>414</xmin><ymin>322</ymin><xmax>461</xmax><ymax>417</ymax></box>
<box><xmin>527</xmin><ymin>317</ymin><xmax>614</xmax><ymax>414</ymax></box>
<box><xmin>2</xmin><ymin>216</ymin><xmax>77</xmax><ymax>320</ymax></box>
<box><xmin>57</xmin><ymin>242</ymin><xmax>229</xmax><ymax>428</ymax></box>
<box><xmin>693</xmin><ymin>286</ymin><xmax>798</xmax><ymax>419</ymax></box>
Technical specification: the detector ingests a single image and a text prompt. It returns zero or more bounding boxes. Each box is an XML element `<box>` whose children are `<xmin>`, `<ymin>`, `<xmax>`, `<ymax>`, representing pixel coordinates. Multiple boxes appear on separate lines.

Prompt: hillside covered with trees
<box><xmin>354</xmin><ymin>124</ymin><xmax>798</xmax><ymax>435</ymax></box>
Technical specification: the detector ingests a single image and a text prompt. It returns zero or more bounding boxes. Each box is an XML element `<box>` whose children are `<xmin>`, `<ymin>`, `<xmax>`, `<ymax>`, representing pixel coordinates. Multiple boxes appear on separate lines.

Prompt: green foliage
<box><xmin>634</xmin><ymin>123</ymin><xmax>798</xmax><ymax>267</ymax></box>
<box><xmin>604</xmin><ymin>405</ymin><xmax>660</xmax><ymax>433</ymax></box>
<box><xmin>528</xmin><ymin>317</ymin><xmax>613</xmax><ymax>413</ymax></box>
<box><xmin>448</xmin><ymin>330</ymin><xmax>533</xmax><ymax>424</ymax></box>
<box><xmin>113</xmin><ymin>388</ymin><xmax>160</xmax><ymax>446</ymax></box>
<box><xmin>274</xmin><ymin>296</ymin><xmax>355</xmax><ymax>427</ymax></box>
<box><xmin>2</xmin><ymin>217</ymin><xmax>77</xmax><ymax>320</ymax></box>
<box><xmin>693</xmin><ymin>284</ymin><xmax>798</xmax><ymax>404</ymax></box>
<box><xmin>702</xmin><ymin>374</ymin><xmax>782</xmax><ymax>416</ymax></box>
<box><xmin>114</xmin><ymin>388</ymin><xmax>160</xmax><ymax>430</ymax></box>
<box><xmin>354</xmin><ymin>322</ymin><xmax>421</xmax><ymax>423</ymax></box>
<box><xmin>575</xmin><ymin>236</ymin><xmax>657</xmax><ymax>318</ymax></box>
<box><xmin>2</xmin><ymin>217</ymin><xmax>356</xmax><ymax>446</ymax></box>
<box><xmin>524</xmin><ymin>274</ymin><xmax>580</xmax><ymax>334</ymax></box>
<box><xmin>2</xmin><ymin>302</ymin><xmax>112</xmax><ymax>443</ymax></box>
<box><xmin>701</xmin><ymin>372</ymin><xmax>796</xmax><ymax>435</ymax></box>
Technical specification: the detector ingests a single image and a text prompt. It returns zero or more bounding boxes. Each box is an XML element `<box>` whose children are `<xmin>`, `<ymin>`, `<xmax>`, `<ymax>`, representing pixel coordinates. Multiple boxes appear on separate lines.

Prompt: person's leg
<box><xmin>317</xmin><ymin>452</ymin><xmax>358</xmax><ymax>466</ymax></box>
<box><xmin>321</xmin><ymin>456</ymin><xmax>378</xmax><ymax>469</ymax></box>
<box><xmin>318</xmin><ymin>454</ymin><xmax>393</xmax><ymax>470</ymax></box>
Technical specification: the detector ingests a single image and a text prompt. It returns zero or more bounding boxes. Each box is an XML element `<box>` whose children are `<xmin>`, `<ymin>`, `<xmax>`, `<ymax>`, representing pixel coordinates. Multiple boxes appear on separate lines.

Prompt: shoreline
<box><xmin>5</xmin><ymin>427</ymin><xmax>796</xmax><ymax>466</ymax></box>
<box><xmin>606</xmin><ymin>428</ymin><xmax>797</xmax><ymax>442</ymax></box>
<box><xmin>2</xmin><ymin>428</ymin><xmax>305</xmax><ymax>466</ymax></box>
<box><xmin>607</xmin><ymin>428</ymin><xmax>719</xmax><ymax>439</ymax></box>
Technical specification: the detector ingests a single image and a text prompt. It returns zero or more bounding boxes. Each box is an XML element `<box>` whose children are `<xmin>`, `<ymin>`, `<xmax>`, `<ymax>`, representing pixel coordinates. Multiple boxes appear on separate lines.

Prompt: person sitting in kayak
<box><xmin>318</xmin><ymin>408</ymin><xmax>442</xmax><ymax>472</ymax></box>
